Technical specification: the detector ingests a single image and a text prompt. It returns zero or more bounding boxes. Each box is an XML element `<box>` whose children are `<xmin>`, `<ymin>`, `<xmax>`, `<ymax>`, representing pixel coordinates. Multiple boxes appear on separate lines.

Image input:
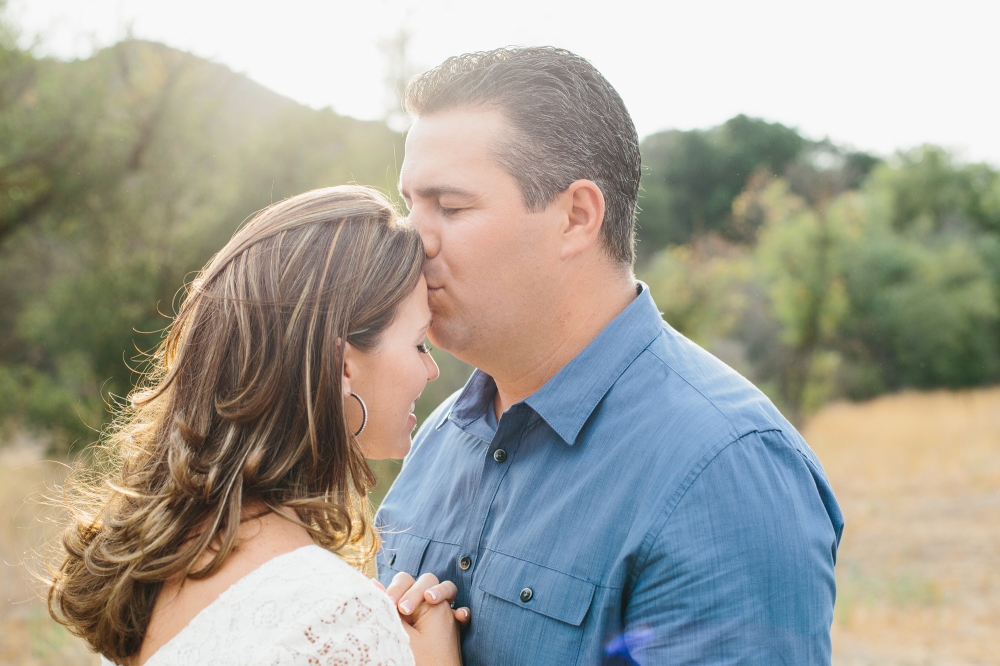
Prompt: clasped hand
<box><xmin>373</xmin><ymin>572</ymin><xmax>470</xmax><ymax>666</ymax></box>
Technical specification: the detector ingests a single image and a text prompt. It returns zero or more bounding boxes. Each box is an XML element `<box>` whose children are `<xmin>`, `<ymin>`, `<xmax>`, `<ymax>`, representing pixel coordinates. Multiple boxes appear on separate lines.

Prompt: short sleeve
<box><xmin>624</xmin><ymin>429</ymin><xmax>841</xmax><ymax>664</ymax></box>
<box><xmin>280</xmin><ymin>581</ymin><xmax>415</xmax><ymax>666</ymax></box>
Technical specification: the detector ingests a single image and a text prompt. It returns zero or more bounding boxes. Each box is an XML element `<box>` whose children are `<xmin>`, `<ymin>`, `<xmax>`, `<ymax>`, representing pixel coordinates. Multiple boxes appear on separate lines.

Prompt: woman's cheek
<box><xmin>408</xmin><ymin>353</ymin><xmax>424</xmax><ymax>391</ymax></box>
<box><xmin>415</xmin><ymin>354</ymin><xmax>426</xmax><ymax>387</ymax></box>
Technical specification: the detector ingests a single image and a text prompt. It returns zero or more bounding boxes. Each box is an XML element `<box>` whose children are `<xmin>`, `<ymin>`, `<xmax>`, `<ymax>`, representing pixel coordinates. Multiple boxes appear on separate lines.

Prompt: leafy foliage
<box><xmin>642</xmin><ymin>156</ymin><xmax>1000</xmax><ymax>421</ymax></box>
<box><xmin>637</xmin><ymin>114</ymin><xmax>879</xmax><ymax>252</ymax></box>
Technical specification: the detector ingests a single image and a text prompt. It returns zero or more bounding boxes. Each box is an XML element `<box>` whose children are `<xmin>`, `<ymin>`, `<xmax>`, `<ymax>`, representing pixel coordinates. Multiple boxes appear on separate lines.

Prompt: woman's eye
<box><xmin>417</xmin><ymin>343</ymin><xmax>432</xmax><ymax>354</ymax></box>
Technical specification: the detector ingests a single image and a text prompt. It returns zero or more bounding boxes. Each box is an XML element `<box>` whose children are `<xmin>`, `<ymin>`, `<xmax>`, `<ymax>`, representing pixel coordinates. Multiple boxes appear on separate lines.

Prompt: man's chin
<box><xmin>428</xmin><ymin>320</ymin><xmax>470</xmax><ymax>358</ymax></box>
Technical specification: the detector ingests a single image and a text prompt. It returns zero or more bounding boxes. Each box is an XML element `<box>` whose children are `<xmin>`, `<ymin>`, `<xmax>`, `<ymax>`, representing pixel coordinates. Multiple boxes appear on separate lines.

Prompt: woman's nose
<box><xmin>425</xmin><ymin>353</ymin><xmax>440</xmax><ymax>382</ymax></box>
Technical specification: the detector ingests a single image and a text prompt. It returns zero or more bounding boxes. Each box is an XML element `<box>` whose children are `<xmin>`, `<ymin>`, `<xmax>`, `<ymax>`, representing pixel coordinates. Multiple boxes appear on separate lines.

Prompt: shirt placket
<box><xmin>453</xmin><ymin>403</ymin><xmax>530</xmax><ymax>607</ymax></box>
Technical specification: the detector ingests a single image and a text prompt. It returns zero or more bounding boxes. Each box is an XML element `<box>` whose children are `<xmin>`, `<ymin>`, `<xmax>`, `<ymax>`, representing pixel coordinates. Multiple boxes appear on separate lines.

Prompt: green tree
<box><xmin>750</xmin><ymin>180</ymin><xmax>851</xmax><ymax>420</ymax></box>
<box><xmin>637</xmin><ymin>115</ymin><xmax>880</xmax><ymax>256</ymax></box>
<box><xmin>641</xmin><ymin>237</ymin><xmax>751</xmax><ymax>349</ymax></box>
<box><xmin>866</xmin><ymin>145</ymin><xmax>1000</xmax><ymax>235</ymax></box>
<box><xmin>643</xmin><ymin>149</ymin><xmax>1000</xmax><ymax>420</ymax></box>
<box><xmin>838</xmin><ymin>195</ymin><xmax>999</xmax><ymax>395</ymax></box>
<box><xmin>638</xmin><ymin>115</ymin><xmax>806</xmax><ymax>251</ymax></box>
<box><xmin>832</xmin><ymin>148</ymin><xmax>1000</xmax><ymax>396</ymax></box>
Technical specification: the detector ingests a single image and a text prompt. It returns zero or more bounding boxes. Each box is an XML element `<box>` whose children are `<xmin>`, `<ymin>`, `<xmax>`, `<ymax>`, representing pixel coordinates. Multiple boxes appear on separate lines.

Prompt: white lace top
<box><xmin>101</xmin><ymin>545</ymin><xmax>414</xmax><ymax>666</ymax></box>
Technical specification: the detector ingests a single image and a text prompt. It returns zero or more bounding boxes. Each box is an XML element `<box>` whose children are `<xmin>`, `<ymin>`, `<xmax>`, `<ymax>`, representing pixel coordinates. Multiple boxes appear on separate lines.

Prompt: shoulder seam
<box><xmin>644</xmin><ymin>344</ymin><xmax>741</xmax><ymax>441</ymax></box>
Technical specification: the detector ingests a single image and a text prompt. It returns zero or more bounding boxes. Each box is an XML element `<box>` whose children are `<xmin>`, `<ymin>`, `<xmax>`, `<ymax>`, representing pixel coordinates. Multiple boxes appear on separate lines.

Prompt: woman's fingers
<box><xmin>397</xmin><ymin>572</ymin><xmax>440</xmax><ymax>616</ymax></box>
<box><xmin>422</xmin><ymin>580</ymin><xmax>457</xmax><ymax>605</ymax></box>
<box><xmin>384</xmin><ymin>572</ymin><xmax>468</xmax><ymax>626</ymax></box>
<box><xmin>384</xmin><ymin>571</ymin><xmax>415</xmax><ymax>606</ymax></box>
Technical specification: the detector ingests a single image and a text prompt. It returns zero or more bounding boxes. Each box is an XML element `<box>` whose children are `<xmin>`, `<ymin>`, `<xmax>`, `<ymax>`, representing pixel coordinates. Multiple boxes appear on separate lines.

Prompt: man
<box><xmin>377</xmin><ymin>47</ymin><xmax>843</xmax><ymax>665</ymax></box>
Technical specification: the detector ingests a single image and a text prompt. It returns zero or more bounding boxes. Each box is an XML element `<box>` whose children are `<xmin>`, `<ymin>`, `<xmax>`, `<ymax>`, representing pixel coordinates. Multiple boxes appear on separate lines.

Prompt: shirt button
<box><xmin>459</xmin><ymin>556</ymin><xmax>472</xmax><ymax>570</ymax></box>
<box><xmin>388</xmin><ymin>553</ymin><xmax>396</xmax><ymax>566</ymax></box>
<box><xmin>519</xmin><ymin>587</ymin><xmax>533</xmax><ymax>603</ymax></box>
<box><xmin>493</xmin><ymin>449</ymin><xmax>507</xmax><ymax>462</ymax></box>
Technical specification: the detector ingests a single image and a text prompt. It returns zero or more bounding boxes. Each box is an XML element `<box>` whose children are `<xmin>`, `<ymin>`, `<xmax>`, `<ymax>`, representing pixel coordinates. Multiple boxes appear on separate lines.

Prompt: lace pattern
<box><xmin>101</xmin><ymin>545</ymin><xmax>413</xmax><ymax>666</ymax></box>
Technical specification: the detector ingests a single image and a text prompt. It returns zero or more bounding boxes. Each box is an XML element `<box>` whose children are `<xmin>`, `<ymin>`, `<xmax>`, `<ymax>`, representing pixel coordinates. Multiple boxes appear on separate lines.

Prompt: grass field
<box><xmin>0</xmin><ymin>434</ymin><xmax>97</xmax><ymax>666</ymax></box>
<box><xmin>2</xmin><ymin>387</ymin><xmax>999</xmax><ymax>664</ymax></box>
<box><xmin>806</xmin><ymin>387</ymin><xmax>1000</xmax><ymax>665</ymax></box>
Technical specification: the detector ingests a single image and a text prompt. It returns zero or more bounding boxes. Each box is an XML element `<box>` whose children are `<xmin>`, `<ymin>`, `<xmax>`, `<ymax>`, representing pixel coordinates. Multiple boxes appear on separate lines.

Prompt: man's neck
<box><xmin>490</xmin><ymin>277</ymin><xmax>638</xmax><ymax>420</ymax></box>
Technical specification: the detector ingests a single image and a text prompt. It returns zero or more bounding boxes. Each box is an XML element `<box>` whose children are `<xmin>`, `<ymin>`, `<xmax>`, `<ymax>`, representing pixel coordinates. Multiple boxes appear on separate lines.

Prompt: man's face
<box><xmin>399</xmin><ymin>108</ymin><xmax>562</xmax><ymax>365</ymax></box>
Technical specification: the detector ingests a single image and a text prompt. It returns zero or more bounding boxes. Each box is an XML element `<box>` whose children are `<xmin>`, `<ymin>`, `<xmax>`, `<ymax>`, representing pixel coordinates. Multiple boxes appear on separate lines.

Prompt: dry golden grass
<box><xmin>1</xmin><ymin>387</ymin><xmax>998</xmax><ymax>664</ymax></box>
<box><xmin>0</xmin><ymin>435</ymin><xmax>98</xmax><ymax>665</ymax></box>
<box><xmin>805</xmin><ymin>387</ymin><xmax>1000</xmax><ymax>665</ymax></box>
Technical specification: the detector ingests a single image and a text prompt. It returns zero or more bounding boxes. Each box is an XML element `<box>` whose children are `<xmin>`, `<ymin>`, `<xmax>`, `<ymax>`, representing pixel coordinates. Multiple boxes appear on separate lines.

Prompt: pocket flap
<box><xmin>377</xmin><ymin>532</ymin><xmax>430</xmax><ymax>576</ymax></box>
<box><xmin>478</xmin><ymin>551</ymin><xmax>596</xmax><ymax>626</ymax></box>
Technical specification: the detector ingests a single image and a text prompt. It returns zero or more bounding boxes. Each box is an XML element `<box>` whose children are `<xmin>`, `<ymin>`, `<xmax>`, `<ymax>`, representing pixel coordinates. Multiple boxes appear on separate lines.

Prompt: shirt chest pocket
<box><xmin>377</xmin><ymin>532</ymin><xmax>430</xmax><ymax>581</ymax></box>
<box><xmin>474</xmin><ymin>551</ymin><xmax>596</xmax><ymax>665</ymax></box>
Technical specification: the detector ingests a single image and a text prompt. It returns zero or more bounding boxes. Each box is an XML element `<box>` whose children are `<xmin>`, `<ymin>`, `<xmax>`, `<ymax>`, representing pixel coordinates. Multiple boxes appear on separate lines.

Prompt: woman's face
<box><xmin>344</xmin><ymin>276</ymin><xmax>440</xmax><ymax>459</ymax></box>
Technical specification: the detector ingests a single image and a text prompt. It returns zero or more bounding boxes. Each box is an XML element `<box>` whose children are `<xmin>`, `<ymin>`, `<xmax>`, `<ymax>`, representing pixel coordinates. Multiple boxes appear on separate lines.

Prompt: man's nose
<box><xmin>408</xmin><ymin>207</ymin><xmax>440</xmax><ymax>258</ymax></box>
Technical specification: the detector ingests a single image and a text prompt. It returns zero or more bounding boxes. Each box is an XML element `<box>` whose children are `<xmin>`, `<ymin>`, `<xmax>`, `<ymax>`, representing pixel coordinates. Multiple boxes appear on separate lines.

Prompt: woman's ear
<box><xmin>341</xmin><ymin>339</ymin><xmax>369</xmax><ymax>438</ymax></box>
<box><xmin>341</xmin><ymin>339</ymin><xmax>358</xmax><ymax>395</ymax></box>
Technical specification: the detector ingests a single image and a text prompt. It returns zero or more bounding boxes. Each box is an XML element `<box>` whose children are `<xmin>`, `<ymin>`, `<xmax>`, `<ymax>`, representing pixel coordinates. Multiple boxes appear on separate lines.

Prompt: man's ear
<box><xmin>558</xmin><ymin>179</ymin><xmax>605</xmax><ymax>260</ymax></box>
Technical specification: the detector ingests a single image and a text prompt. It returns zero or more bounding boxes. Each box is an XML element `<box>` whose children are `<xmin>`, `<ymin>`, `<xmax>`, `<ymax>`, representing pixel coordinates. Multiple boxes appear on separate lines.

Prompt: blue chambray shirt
<box><xmin>376</xmin><ymin>283</ymin><xmax>844</xmax><ymax>665</ymax></box>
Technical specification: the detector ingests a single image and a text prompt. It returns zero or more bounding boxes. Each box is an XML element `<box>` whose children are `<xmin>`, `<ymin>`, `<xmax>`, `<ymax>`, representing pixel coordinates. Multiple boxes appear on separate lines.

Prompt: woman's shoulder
<box><xmin>240</xmin><ymin>544</ymin><xmax>404</xmax><ymax>629</ymax></box>
<box><xmin>251</xmin><ymin>545</ymin><xmax>414</xmax><ymax>664</ymax></box>
<box><xmin>268</xmin><ymin>544</ymin><xmax>376</xmax><ymax>594</ymax></box>
<box><xmin>143</xmin><ymin>545</ymin><xmax>413</xmax><ymax>666</ymax></box>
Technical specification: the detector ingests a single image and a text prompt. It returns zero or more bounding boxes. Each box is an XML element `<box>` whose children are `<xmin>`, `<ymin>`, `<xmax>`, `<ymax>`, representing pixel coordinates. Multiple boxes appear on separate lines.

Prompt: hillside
<box><xmin>0</xmin><ymin>39</ymin><xmax>405</xmax><ymax>448</ymax></box>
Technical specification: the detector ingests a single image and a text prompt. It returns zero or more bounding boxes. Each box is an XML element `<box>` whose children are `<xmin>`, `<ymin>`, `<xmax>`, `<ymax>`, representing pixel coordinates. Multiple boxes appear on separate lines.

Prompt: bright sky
<box><xmin>10</xmin><ymin>0</ymin><xmax>1000</xmax><ymax>165</ymax></box>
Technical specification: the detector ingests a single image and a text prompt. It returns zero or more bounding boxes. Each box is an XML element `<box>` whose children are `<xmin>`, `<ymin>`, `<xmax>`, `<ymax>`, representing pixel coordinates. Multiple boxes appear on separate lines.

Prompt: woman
<box><xmin>47</xmin><ymin>186</ymin><xmax>464</xmax><ymax>665</ymax></box>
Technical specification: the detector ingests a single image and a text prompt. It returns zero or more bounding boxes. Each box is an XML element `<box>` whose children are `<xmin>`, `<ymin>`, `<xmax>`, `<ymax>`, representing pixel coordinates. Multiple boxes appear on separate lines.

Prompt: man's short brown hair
<box><xmin>405</xmin><ymin>46</ymin><xmax>641</xmax><ymax>267</ymax></box>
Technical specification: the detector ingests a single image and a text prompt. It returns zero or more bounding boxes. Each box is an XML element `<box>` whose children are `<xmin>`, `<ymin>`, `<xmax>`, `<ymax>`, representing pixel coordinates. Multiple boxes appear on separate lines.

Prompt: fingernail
<box><xmin>399</xmin><ymin>600</ymin><xmax>413</xmax><ymax>614</ymax></box>
<box><xmin>427</xmin><ymin>590</ymin><xmax>439</xmax><ymax>602</ymax></box>
<box><xmin>460</xmin><ymin>608</ymin><xmax>469</xmax><ymax>619</ymax></box>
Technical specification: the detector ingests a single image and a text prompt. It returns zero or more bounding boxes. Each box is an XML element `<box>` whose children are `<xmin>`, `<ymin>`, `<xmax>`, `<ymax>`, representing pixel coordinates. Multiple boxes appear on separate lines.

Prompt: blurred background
<box><xmin>1</xmin><ymin>1</ymin><xmax>998</xmax><ymax>663</ymax></box>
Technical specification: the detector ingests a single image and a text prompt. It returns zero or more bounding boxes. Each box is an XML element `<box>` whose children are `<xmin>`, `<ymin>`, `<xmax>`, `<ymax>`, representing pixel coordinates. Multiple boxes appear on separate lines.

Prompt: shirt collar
<box><xmin>441</xmin><ymin>369</ymin><xmax>500</xmax><ymax>441</ymax></box>
<box><xmin>443</xmin><ymin>282</ymin><xmax>664</xmax><ymax>446</ymax></box>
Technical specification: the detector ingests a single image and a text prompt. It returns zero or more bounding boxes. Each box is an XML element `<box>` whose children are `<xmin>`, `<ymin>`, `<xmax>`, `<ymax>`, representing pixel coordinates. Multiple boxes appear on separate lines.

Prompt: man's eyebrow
<box><xmin>401</xmin><ymin>185</ymin><xmax>478</xmax><ymax>200</ymax></box>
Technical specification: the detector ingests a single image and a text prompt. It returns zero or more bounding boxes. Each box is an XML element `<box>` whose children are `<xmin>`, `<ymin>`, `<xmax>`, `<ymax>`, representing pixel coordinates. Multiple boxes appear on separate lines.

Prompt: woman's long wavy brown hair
<box><xmin>46</xmin><ymin>185</ymin><xmax>423</xmax><ymax>662</ymax></box>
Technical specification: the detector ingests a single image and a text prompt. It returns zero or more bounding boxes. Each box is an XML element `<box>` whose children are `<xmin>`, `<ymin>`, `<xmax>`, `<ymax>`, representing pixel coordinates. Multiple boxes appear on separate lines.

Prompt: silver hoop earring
<box><xmin>349</xmin><ymin>392</ymin><xmax>368</xmax><ymax>437</ymax></box>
